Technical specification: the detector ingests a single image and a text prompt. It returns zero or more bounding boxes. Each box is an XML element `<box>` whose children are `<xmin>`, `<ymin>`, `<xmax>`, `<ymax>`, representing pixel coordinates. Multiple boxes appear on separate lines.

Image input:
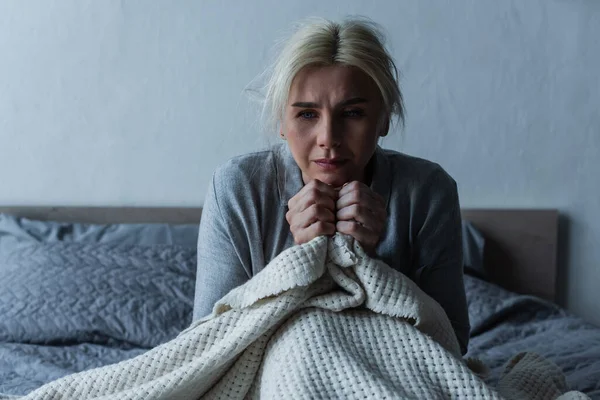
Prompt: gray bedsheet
<box><xmin>1</xmin><ymin>269</ymin><xmax>599</xmax><ymax>397</ymax></box>
<box><xmin>0</xmin><ymin>241</ymin><xmax>197</xmax><ymax>398</ymax></box>
<box><xmin>0</xmin><ymin>342</ymin><xmax>146</xmax><ymax>396</ymax></box>
<box><xmin>465</xmin><ymin>275</ymin><xmax>600</xmax><ymax>399</ymax></box>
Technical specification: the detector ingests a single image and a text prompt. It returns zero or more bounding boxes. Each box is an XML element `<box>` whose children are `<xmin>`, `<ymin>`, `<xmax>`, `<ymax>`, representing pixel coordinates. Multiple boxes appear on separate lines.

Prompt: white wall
<box><xmin>1</xmin><ymin>0</ymin><xmax>599</xmax><ymax>325</ymax></box>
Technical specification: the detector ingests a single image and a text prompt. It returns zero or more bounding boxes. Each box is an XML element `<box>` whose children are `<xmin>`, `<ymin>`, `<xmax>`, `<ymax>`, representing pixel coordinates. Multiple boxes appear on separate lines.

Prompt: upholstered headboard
<box><xmin>0</xmin><ymin>206</ymin><xmax>559</xmax><ymax>302</ymax></box>
<box><xmin>462</xmin><ymin>209</ymin><xmax>558</xmax><ymax>302</ymax></box>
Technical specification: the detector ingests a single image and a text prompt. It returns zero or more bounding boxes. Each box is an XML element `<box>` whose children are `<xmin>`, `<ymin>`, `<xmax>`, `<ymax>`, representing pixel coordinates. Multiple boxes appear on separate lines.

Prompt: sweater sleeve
<box><xmin>411</xmin><ymin>167</ymin><xmax>470</xmax><ymax>355</ymax></box>
<box><xmin>192</xmin><ymin>172</ymin><xmax>251</xmax><ymax>321</ymax></box>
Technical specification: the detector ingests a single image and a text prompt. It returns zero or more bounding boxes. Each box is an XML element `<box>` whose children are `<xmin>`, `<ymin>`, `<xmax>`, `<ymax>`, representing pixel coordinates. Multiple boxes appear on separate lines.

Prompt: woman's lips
<box><xmin>314</xmin><ymin>159</ymin><xmax>347</xmax><ymax>170</ymax></box>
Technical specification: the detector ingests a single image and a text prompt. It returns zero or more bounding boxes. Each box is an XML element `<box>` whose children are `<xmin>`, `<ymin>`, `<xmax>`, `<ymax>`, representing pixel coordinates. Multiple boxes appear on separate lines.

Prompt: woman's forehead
<box><xmin>288</xmin><ymin>65</ymin><xmax>379</xmax><ymax>104</ymax></box>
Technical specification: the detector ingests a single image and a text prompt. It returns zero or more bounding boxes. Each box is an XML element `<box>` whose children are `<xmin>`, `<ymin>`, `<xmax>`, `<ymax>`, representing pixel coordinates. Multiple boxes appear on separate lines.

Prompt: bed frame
<box><xmin>461</xmin><ymin>209</ymin><xmax>559</xmax><ymax>303</ymax></box>
<box><xmin>0</xmin><ymin>207</ymin><xmax>559</xmax><ymax>303</ymax></box>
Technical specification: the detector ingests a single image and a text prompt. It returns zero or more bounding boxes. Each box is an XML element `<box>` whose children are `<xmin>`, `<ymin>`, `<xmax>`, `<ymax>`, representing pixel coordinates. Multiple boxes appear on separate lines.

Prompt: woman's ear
<box><xmin>379</xmin><ymin>116</ymin><xmax>390</xmax><ymax>137</ymax></box>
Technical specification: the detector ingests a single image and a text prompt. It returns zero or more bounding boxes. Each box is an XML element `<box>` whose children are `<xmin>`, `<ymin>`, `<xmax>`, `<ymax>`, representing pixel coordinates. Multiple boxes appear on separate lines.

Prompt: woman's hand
<box><xmin>286</xmin><ymin>179</ymin><xmax>337</xmax><ymax>245</ymax></box>
<box><xmin>336</xmin><ymin>181</ymin><xmax>387</xmax><ymax>254</ymax></box>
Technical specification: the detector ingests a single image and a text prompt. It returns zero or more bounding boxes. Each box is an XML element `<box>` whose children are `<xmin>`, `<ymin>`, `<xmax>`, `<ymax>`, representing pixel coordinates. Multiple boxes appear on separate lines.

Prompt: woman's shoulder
<box><xmin>214</xmin><ymin>147</ymin><xmax>277</xmax><ymax>176</ymax></box>
<box><xmin>378</xmin><ymin>147</ymin><xmax>456</xmax><ymax>186</ymax></box>
<box><xmin>210</xmin><ymin>144</ymin><xmax>283</xmax><ymax>195</ymax></box>
<box><xmin>377</xmin><ymin>148</ymin><xmax>459</xmax><ymax>214</ymax></box>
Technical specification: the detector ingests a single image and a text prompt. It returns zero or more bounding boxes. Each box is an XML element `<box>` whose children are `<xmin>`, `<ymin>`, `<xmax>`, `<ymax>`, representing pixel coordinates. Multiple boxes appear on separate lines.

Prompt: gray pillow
<box><xmin>0</xmin><ymin>213</ymin><xmax>199</xmax><ymax>253</ymax></box>
<box><xmin>0</xmin><ymin>241</ymin><xmax>196</xmax><ymax>348</ymax></box>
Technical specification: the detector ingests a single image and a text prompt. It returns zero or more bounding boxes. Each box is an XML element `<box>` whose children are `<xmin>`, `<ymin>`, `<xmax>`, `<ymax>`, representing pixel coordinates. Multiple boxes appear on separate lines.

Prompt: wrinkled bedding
<box><xmin>0</xmin><ymin>343</ymin><xmax>146</xmax><ymax>396</ymax></box>
<box><xmin>465</xmin><ymin>275</ymin><xmax>600</xmax><ymax>398</ymax></box>
<box><xmin>0</xmin><ymin>234</ymin><xmax>589</xmax><ymax>399</ymax></box>
<box><xmin>0</xmin><ymin>242</ymin><xmax>599</xmax><ymax>398</ymax></box>
<box><xmin>0</xmin><ymin>241</ymin><xmax>196</xmax><ymax>398</ymax></box>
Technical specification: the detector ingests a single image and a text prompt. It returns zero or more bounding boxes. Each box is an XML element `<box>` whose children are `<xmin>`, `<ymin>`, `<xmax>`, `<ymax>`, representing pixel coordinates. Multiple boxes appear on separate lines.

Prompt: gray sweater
<box><xmin>193</xmin><ymin>143</ymin><xmax>470</xmax><ymax>354</ymax></box>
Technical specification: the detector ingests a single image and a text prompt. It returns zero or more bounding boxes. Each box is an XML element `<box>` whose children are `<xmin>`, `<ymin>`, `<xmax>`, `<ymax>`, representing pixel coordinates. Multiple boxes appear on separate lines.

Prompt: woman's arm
<box><xmin>192</xmin><ymin>173</ymin><xmax>250</xmax><ymax>321</ymax></box>
<box><xmin>411</xmin><ymin>167</ymin><xmax>470</xmax><ymax>355</ymax></box>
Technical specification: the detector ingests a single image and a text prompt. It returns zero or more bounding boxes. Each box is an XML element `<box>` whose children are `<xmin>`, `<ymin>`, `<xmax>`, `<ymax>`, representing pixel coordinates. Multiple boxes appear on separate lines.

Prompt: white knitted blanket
<box><xmin>18</xmin><ymin>234</ymin><xmax>588</xmax><ymax>400</ymax></box>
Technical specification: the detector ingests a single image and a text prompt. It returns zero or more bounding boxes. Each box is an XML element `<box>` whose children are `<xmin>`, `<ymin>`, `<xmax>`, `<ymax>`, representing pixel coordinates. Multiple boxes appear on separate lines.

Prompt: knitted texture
<box><xmin>17</xmin><ymin>234</ymin><xmax>588</xmax><ymax>400</ymax></box>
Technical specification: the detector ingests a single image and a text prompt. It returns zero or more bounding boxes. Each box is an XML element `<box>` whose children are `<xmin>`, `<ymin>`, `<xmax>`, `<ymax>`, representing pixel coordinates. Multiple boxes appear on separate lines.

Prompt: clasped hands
<box><xmin>286</xmin><ymin>179</ymin><xmax>386</xmax><ymax>255</ymax></box>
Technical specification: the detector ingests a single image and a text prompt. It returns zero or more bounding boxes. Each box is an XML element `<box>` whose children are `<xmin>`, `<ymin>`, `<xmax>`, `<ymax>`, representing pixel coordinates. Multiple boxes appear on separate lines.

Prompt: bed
<box><xmin>0</xmin><ymin>207</ymin><xmax>598</xmax><ymax>398</ymax></box>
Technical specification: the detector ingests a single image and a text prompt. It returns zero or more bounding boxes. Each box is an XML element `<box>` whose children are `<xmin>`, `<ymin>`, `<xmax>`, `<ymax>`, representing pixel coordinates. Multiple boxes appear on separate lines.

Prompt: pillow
<box><xmin>0</xmin><ymin>241</ymin><xmax>196</xmax><ymax>348</ymax></box>
<box><xmin>461</xmin><ymin>220</ymin><xmax>486</xmax><ymax>279</ymax></box>
<box><xmin>0</xmin><ymin>213</ymin><xmax>199</xmax><ymax>253</ymax></box>
<box><xmin>464</xmin><ymin>274</ymin><xmax>562</xmax><ymax>337</ymax></box>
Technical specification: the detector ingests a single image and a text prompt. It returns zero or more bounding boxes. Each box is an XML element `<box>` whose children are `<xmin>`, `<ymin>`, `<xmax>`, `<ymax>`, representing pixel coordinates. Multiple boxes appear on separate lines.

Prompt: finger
<box><xmin>288</xmin><ymin>180</ymin><xmax>337</xmax><ymax>212</ymax></box>
<box><xmin>337</xmin><ymin>181</ymin><xmax>384</xmax><ymax>208</ymax></box>
<box><xmin>296</xmin><ymin>221</ymin><xmax>336</xmax><ymax>244</ymax></box>
<box><xmin>307</xmin><ymin>179</ymin><xmax>339</xmax><ymax>198</ymax></box>
<box><xmin>337</xmin><ymin>179</ymin><xmax>384</xmax><ymax>203</ymax></box>
<box><xmin>308</xmin><ymin>220</ymin><xmax>336</xmax><ymax>238</ymax></box>
<box><xmin>362</xmin><ymin>200</ymin><xmax>387</xmax><ymax>223</ymax></box>
<box><xmin>337</xmin><ymin>180</ymin><xmax>367</xmax><ymax>198</ymax></box>
<box><xmin>336</xmin><ymin>189</ymin><xmax>361</xmax><ymax>209</ymax></box>
<box><xmin>301</xmin><ymin>204</ymin><xmax>336</xmax><ymax>227</ymax></box>
<box><xmin>337</xmin><ymin>188</ymin><xmax>384</xmax><ymax>212</ymax></box>
<box><xmin>338</xmin><ymin>205</ymin><xmax>387</xmax><ymax>234</ymax></box>
<box><xmin>337</xmin><ymin>181</ymin><xmax>383</xmax><ymax>209</ymax></box>
<box><xmin>336</xmin><ymin>204</ymin><xmax>376</xmax><ymax>230</ymax></box>
<box><xmin>295</xmin><ymin>192</ymin><xmax>336</xmax><ymax>215</ymax></box>
<box><xmin>288</xmin><ymin>203</ymin><xmax>335</xmax><ymax>231</ymax></box>
<box><xmin>336</xmin><ymin>220</ymin><xmax>377</xmax><ymax>249</ymax></box>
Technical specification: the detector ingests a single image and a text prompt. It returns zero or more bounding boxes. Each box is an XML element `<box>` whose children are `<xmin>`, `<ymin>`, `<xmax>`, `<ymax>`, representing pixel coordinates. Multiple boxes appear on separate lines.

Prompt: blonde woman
<box><xmin>193</xmin><ymin>17</ymin><xmax>470</xmax><ymax>355</ymax></box>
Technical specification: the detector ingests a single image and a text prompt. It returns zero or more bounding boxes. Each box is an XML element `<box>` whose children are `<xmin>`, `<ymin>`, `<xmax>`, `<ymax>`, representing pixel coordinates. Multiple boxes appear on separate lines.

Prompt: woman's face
<box><xmin>281</xmin><ymin>65</ymin><xmax>387</xmax><ymax>188</ymax></box>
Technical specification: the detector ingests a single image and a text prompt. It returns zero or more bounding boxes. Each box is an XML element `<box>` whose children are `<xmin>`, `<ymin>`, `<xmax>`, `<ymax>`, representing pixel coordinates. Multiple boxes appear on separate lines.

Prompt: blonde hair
<box><xmin>262</xmin><ymin>17</ymin><xmax>405</xmax><ymax>134</ymax></box>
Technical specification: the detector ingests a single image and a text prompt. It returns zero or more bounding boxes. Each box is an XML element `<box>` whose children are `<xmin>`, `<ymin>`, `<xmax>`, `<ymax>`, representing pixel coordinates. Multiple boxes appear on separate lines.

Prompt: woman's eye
<box><xmin>343</xmin><ymin>109</ymin><xmax>365</xmax><ymax>117</ymax></box>
<box><xmin>298</xmin><ymin>111</ymin><xmax>317</xmax><ymax>119</ymax></box>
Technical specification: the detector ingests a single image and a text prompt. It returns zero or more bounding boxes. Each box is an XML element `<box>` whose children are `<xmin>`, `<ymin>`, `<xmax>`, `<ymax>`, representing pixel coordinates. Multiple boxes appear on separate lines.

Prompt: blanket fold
<box><xmin>15</xmin><ymin>234</ymin><xmax>588</xmax><ymax>400</ymax></box>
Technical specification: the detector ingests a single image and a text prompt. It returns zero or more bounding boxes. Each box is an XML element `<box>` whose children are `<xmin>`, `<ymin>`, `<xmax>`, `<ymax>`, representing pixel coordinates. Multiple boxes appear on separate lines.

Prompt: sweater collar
<box><xmin>277</xmin><ymin>143</ymin><xmax>391</xmax><ymax>210</ymax></box>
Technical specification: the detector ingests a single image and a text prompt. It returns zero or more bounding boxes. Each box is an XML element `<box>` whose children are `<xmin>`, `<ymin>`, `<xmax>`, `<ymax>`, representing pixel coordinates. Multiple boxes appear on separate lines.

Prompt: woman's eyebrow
<box><xmin>340</xmin><ymin>97</ymin><xmax>368</xmax><ymax>106</ymax></box>
<box><xmin>290</xmin><ymin>97</ymin><xmax>369</xmax><ymax>108</ymax></box>
<box><xmin>291</xmin><ymin>101</ymin><xmax>319</xmax><ymax>108</ymax></box>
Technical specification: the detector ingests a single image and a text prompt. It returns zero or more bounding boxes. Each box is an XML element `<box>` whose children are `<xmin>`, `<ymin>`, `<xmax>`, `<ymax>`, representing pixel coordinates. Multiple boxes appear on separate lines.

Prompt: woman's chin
<box><xmin>314</xmin><ymin>174</ymin><xmax>351</xmax><ymax>187</ymax></box>
<box><xmin>303</xmin><ymin>165</ymin><xmax>358</xmax><ymax>187</ymax></box>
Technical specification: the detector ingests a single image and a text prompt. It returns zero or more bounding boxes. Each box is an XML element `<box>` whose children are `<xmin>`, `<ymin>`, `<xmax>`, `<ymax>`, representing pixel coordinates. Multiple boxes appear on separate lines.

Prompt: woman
<box><xmin>193</xmin><ymin>17</ymin><xmax>470</xmax><ymax>355</ymax></box>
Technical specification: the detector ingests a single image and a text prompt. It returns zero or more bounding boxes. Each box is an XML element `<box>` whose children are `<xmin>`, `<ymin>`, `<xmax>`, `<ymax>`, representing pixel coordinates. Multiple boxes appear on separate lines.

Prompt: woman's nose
<box><xmin>317</xmin><ymin>117</ymin><xmax>342</xmax><ymax>148</ymax></box>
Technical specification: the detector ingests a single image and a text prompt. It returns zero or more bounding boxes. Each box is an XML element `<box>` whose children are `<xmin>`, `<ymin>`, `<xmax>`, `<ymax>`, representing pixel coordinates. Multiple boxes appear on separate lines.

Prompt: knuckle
<box><xmin>308</xmin><ymin>203</ymin><xmax>320</xmax><ymax>216</ymax></box>
<box><xmin>292</xmin><ymin>232</ymin><xmax>301</xmax><ymax>243</ymax></box>
<box><xmin>319</xmin><ymin>221</ymin><xmax>332</xmax><ymax>231</ymax></box>
<box><xmin>319</xmin><ymin>221</ymin><xmax>334</xmax><ymax>234</ymax></box>
<box><xmin>309</xmin><ymin>187</ymin><xmax>320</xmax><ymax>199</ymax></box>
